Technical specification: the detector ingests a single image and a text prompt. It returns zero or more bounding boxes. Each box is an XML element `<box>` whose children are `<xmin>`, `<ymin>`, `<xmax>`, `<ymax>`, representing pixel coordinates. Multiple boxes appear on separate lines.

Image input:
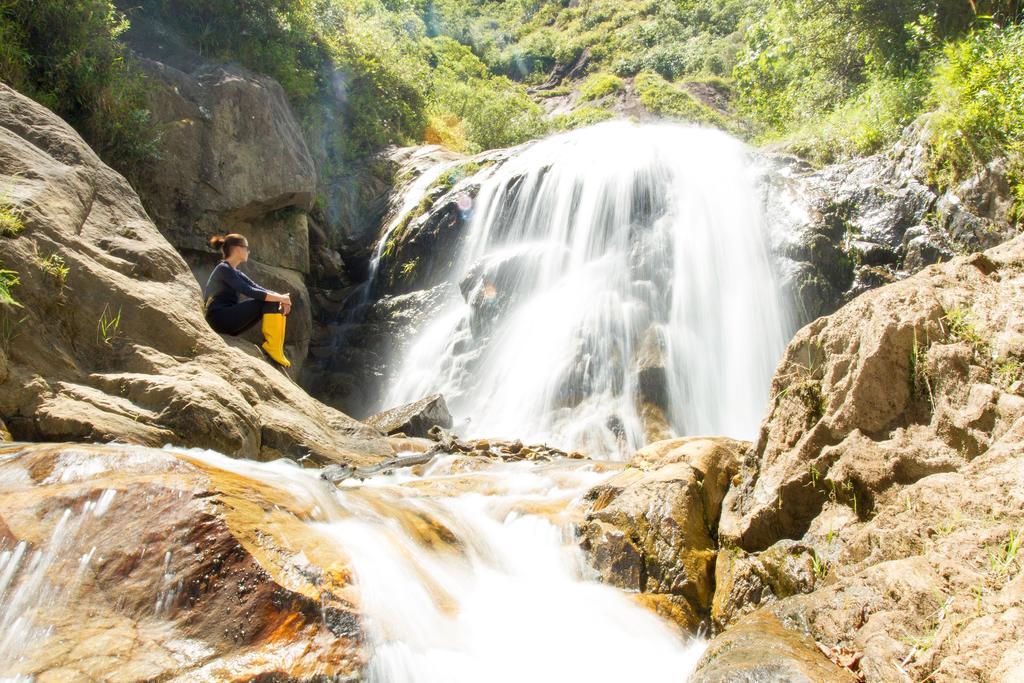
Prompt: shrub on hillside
<box><xmin>0</xmin><ymin>0</ymin><xmax>158</xmax><ymax>184</ymax></box>
<box><xmin>928</xmin><ymin>24</ymin><xmax>1024</xmax><ymax>221</ymax></box>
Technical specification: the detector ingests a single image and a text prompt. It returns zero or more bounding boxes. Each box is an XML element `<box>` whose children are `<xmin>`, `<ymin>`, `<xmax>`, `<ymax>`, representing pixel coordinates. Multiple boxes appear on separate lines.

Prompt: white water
<box><xmin>383</xmin><ymin>121</ymin><xmax>791</xmax><ymax>458</ymax></box>
<box><xmin>163</xmin><ymin>447</ymin><xmax>707</xmax><ymax>683</ymax></box>
<box><xmin>0</xmin><ymin>451</ymin><xmax>704</xmax><ymax>680</ymax></box>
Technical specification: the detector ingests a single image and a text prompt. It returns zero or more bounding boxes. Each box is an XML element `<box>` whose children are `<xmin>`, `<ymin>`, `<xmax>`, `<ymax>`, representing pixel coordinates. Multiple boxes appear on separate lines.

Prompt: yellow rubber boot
<box><xmin>261</xmin><ymin>313</ymin><xmax>291</xmax><ymax>367</ymax></box>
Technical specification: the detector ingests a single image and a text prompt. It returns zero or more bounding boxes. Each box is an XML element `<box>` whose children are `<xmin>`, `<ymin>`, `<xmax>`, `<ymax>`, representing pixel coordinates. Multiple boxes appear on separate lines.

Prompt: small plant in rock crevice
<box><xmin>0</xmin><ymin>269</ymin><xmax>21</xmax><ymax>307</ymax></box>
<box><xmin>400</xmin><ymin>258</ymin><xmax>420</xmax><ymax>279</ymax></box>
<box><xmin>0</xmin><ymin>200</ymin><xmax>24</xmax><ymax>238</ymax></box>
<box><xmin>988</xmin><ymin>529</ymin><xmax>1022</xmax><ymax>577</ymax></box>
<box><xmin>909</xmin><ymin>327</ymin><xmax>935</xmax><ymax>408</ymax></box>
<box><xmin>34</xmin><ymin>250</ymin><xmax>70</xmax><ymax>293</ymax></box>
<box><xmin>97</xmin><ymin>305</ymin><xmax>122</xmax><ymax>346</ymax></box>
<box><xmin>811</xmin><ymin>549</ymin><xmax>830</xmax><ymax>581</ymax></box>
<box><xmin>941</xmin><ymin>305</ymin><xmax>988</xmax><ymax>354</ymax></box>
<box><xmin>0</xmin><ymin>311</ymin><xmax>26</xmax><ymax>352</ymax></box>
<box><xmin>993</xmin><ymin>357</ymin><xmax>1024</xmax><ymax>388</ymax></box>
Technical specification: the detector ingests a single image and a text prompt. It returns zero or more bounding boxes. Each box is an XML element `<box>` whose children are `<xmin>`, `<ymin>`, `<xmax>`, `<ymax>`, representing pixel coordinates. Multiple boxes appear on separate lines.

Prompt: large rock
<box><xmin>711</xmin><ymin>236</ymin><xmax>1024</xmax><ymax>681</ymax></box>
<box><xmin>0</xmin><ymin>442</ymin><xmax>364</xmax><ymax>681</ymax></box>
<box><xmin>0</xmin><ymin>82</ymin><xmax>391</xmax><ymax>466</ymax></box>
<box><xmin>720</xmin><ymin>241</ymin><xmax>1024</xmax><ymax>550</ymax></box>
<box><xmin>691</xmin><ymin>610</ymin><xmax>856</xmax><ymax>682</ymax></box>
<box><xmin>121</xmin><ymin>25</ymin><xmax>318</xmax><ymax>370</ymax></box>
<box><xmin>131</xmin><ymin>51</ymin><xmax>316</xmax><ymax>256</ymax></box>
<box><xmin>365</xmin><ymin>393</ymin><xmax>453</xmax><ymax>438</ymax></box>
<box><xmin>576</xmin><ymin>437</ymin><xmax>746</xmax><ymax>632</ymax></box>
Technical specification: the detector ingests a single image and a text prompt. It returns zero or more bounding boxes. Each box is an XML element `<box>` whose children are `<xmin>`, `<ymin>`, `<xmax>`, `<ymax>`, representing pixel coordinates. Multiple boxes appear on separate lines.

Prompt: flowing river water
<box><xmin>1</xmin><ymin>122</ymin><xmax>791</xmax><ymax>681</ymax></box>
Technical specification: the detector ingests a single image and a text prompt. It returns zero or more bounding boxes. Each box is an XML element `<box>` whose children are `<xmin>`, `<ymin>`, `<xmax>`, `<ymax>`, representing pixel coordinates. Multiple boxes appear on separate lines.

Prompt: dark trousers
<box><xmin>206</xmin><ymin>300</ymin><xmax>280</xmax><ymax>336</ymax></box>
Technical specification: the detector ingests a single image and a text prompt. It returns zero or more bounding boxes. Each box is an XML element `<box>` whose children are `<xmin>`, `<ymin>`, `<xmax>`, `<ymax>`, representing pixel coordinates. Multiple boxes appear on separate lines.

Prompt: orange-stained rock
<box><xmin>0</xmin><ymin>443</ymin><xmax>364</xmax><ymax>682</ymax></box>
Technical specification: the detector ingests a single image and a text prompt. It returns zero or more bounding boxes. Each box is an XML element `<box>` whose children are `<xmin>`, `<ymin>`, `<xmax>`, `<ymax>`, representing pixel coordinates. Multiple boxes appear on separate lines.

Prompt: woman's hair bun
<box><xmin>209</xmin><ymin>235</ymin><xmax>226</xmax><ymax>249</ymax></box>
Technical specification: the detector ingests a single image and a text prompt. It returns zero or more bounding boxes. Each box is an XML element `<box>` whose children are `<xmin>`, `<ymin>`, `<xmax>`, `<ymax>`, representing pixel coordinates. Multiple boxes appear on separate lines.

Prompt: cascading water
<box><xmin>0</xmin><ymin>444</ymin><xmax>706</xmax><ymax>681</ymax></box>
<box><xmin>383</xmin><ymin>121</ymin><xmax>791</xmax><ymax>458</ymax></box>
<box><xmin>2</xmin><ymin>123</ymin><xmax>789</xmax><ymax>681</ymax></box>
<box><xmin>322</xmin><ymin>456</ymin><xmax>706</xmax><ymax>682</ymax></box>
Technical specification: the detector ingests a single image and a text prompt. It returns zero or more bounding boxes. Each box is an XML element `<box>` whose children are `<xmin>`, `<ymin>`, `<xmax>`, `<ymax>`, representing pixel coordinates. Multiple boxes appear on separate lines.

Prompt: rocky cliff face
<box><xmin>708</xmin><ymin>235</ymin><xmax>1024</xmax><ymax>681</ymax></box>
<box><xmin>120</xmin><ymin>26</ymin><xmax>320</xmax><ymax>372</ymax></box>
<box><xmin>0</xmin><ymin>83</ymin><xmax>391</xmax><ymax>465</ymax></box>
<box><xmin>766</xmin><ymin>120</ymin><xmax>1019</xmax><ymax>325</ymax></box>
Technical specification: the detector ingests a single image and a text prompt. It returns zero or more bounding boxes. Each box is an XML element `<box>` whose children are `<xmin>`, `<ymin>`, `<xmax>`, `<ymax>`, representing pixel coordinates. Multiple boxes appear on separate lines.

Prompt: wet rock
<box><xmin>634</xmin><ymin>326</ymin><xmax>670</xmax><ymax>412</ymax></box>
<box><xmin>0</xmin><ymin>443</ymin><xmax>364</xmax><ymax>681</ymax></box>
<box><xmin>459</xmin><ymin>244</ymin><xmax>548</xmax><ymax>338</ymax></box>
<box><xmin>691</xmin><ymin>610</ymin><xmax>857</xmax><ymax>682</ymax></box>
<box><xmin>373</xmin><ymin>148</ymin><xmax>517</xmax><ymax>295</ymax></box>
<box><xmin>304</xmin><ymin>282</ymin><xmax>456</xmax><ymax>417</ymax></box>
<box><xmin>576</xmin><ymin>437</ymin><xmax>747</xmax><ymax>632</ymax></box>
<box><xmin>366</xmin><ymin>394</ymin><xmax>453</xmax><ymax>438</ymax></box>
<box><xmin>763</xmin><ymin>121</ymin><xmax>1018</xmax><ymax>324</ymax></box>
<box><xmin>0</xmin><ymin>83</ymin><xmax>392</xmax><ymax>466</ymax></box>
<box><xmin>711</xmin><ymin>540</ymin><xmax>819</xmax><ymax>630</ymax></box>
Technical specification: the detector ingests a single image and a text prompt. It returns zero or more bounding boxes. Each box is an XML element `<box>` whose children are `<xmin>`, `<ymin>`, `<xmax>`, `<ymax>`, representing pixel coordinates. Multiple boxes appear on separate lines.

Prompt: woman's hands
<box><xmin>267</xmin><ymin>291</ymin><xmax>293</xmax><ymax>315</ymax></box>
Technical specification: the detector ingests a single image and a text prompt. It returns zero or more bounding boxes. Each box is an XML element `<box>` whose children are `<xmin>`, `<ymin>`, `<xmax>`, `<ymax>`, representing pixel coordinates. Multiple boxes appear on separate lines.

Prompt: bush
<box><xmin>0</xmin><ymin>0</ymin><xmax>158</xmax><ymax>184</ymax></box>
<box><xmin>786</xmin><ymin>70</ymin><xmax>929</xmax><ymax>164</ymax></box>
<box><xmin>425</xmin><ymin>37</ymin><xmax>550</xmax><ymax>152</ymax></box>
<box><xmin>553</xmin><ymin>105</ymin><xmax>617</xmax><ymax>130</ymax></box>
<box><xmin>579</xmin><ymin>72</ymin><xmax>624</xmax><ymax>101</ymax></box>
<box><xmin>634</xmin><ymin>72</ymin><xmax>732</xmax><ymax>130</ymax></box>
<box><xmin>928</xmin><ymin>24</ymin><xmax>1024</xmax><ymax>217</ymax></box>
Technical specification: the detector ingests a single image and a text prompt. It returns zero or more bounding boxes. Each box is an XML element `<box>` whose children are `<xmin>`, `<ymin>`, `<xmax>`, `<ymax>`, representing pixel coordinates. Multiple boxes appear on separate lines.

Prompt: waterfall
<box><xmin>383</xmin><ymin>121</ymin><xmax>791</xmax><ymax>458</ymax></box>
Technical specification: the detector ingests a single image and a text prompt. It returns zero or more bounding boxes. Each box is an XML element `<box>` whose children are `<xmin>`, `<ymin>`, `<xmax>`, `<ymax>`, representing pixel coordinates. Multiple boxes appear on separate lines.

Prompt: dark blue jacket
<box><xmin>204</xmin><ymin>261</ymin><xmax>268</xmax><ymax>311</ymax></box>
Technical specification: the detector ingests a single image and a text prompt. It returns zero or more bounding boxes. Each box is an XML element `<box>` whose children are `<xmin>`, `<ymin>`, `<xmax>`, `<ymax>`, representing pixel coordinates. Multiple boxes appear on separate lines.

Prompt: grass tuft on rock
<box><xmin>0</xmin><ymin>268</ymin><xmax>21</xmax><ymax>307</ymax></box>
<box><xmin>0</xmin><ymin>199</ymin><xmax>23</xmax><ymax>237</ymax></box>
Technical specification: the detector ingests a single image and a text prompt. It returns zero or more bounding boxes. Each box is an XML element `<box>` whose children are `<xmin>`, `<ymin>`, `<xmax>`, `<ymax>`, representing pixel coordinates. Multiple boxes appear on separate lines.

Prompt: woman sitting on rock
<box><xmin>204</xmin><ymin>233</ymin><xmax>293</xmax><ymax>367</ymax></box>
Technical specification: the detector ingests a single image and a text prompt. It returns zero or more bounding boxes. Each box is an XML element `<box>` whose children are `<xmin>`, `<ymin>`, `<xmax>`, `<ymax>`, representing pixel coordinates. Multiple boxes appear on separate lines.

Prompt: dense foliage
<box><xmin>0</xmin><ymin>0</ymin><xmax>159</xmax><ymax>184</ymax></box>
<box><xmin>733</xmin><ymin>0</ymin><xmax>1023</xmax><ymax>209</ymax></box>
<box><xmin>120</xmin><ymin>0</ymin><xmax>548</xmax><ymax>157</ymax></box>
<box><xmin>928</xmin><ymin>23</ymin><xmax>1024</xmax><ymax>220</ymax></box>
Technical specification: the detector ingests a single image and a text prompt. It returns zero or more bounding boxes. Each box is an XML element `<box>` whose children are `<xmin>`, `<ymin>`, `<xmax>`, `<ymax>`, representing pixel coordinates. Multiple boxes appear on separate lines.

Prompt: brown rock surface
<box><xmin>576</xmin><ymin>437</ymin><xmax>747</xmax><ymax>632</ymax></box>
<box><xmin>0</xmin><ymin>83</ymin><xmax>391</xmax><ymax>466</ymax></box>
<box><xmin>366</xmin><ymin>393</ymin><xmax>453</xmax><ymax>438</ymax></box>
<box><xmin>134</xmin><ymin>56</ymin><xmax>316</xmax><ymax>254</ymax></box>
<box><xmin>691</xmin><ymin>610</ymin><xmax>857</xmax><ymax>682</ymax></box>
<box><xmin>131</xmin><ymin>46</ymin><xmax>319</xmax><ymax>370</ymax></box>
<box><xmin>710</xmin><ymin>236</ymin><xmax>1024</xmax><ymax>681</ymax></box>
<box><xmin>0</xmin><ymin>442</ymin><xmax>364</xmax><ymax>681</ymax></box>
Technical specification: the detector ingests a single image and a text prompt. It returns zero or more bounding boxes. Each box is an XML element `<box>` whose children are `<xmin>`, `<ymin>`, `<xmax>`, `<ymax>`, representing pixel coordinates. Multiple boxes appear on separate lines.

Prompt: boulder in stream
<box><xmin>576</xmin><ymin>436</ymin><xmax>747</xmax><ymax>632</ymax></box>
<box><xmin>365</xmin><ymin>393</ymin><xmax>453</xmax><ymax>438</ymax></box>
